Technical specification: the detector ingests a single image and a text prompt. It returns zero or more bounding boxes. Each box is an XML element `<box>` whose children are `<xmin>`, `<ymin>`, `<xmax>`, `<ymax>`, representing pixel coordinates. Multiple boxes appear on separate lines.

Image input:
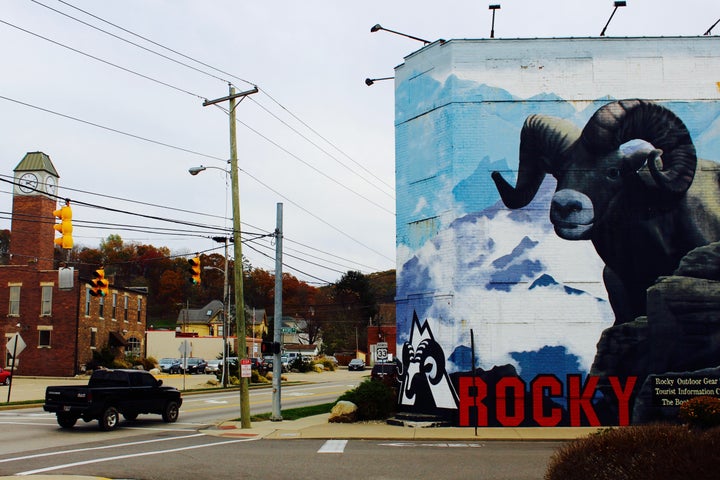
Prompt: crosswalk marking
<box><xmin>317</xmin><ymin>439</ymin><xmax>348</xmax><ymax>453</ymax></box>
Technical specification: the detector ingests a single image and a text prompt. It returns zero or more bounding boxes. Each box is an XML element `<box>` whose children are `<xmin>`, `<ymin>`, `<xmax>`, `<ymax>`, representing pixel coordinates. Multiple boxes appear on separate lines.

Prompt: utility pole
<box><xmin>203</xmin><ymin>84</ymin><xmax>257</xmax><ymax>429</ymax></box>
<box><xmin>271</xmin><ymin>203</ymin><xmax>283</xmax><ymax>421</ymax></box>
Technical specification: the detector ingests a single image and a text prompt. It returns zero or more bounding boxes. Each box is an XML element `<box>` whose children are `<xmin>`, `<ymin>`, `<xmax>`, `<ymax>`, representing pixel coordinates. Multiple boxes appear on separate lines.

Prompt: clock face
<box><xmin>45</xmin><ymin>176</ymin><xmax>57</xmax><ymax>195</ymax></box>
<box><xmin>18</xmin><ymin>172</ymin><xmax>39</xmax><ymax>193</ymax></box>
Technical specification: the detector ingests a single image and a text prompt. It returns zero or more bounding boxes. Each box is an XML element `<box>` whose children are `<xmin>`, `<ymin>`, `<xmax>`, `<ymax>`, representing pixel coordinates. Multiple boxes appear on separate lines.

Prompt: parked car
<box><xmin>0</xmin><ymin>368</ymin><xmax>11</xmax><ymax>385</ymax></box>
<box><xmin>264</xmin><ymin>355</ymin><xmax>291</xmax><ymax>372</ymax></box>
<box><xmin>323</xmin><ymin>356</ymin><xmax>339</xmax><ymax>368</ymax></box>
<box><xmin>158</xmin><ymin>358</ymin><xmax>180</xmax><ymax>373</ymax></box>
<box><xmin>371</xmin><ymin>361</ymin><xmax>400</xmax><ymax>386</ymax></box>
<box><xmin>181</xmin><ymin>357</ymin><xmax>208</xmax><ymax>374</ymax></box>
<box><xmin>205</xmin><ymin>359</ymin><xmax>222</xmax><ymax>374</ymax></box>
<box><xmin>348</xmin><ymin>358</ymin><xmax>366</xmax><ymax>371</ymax></box>
<box><xmin>249</xmin><ymin>357</ymin><xmax>268</xmax><ymax>374</ymax></box>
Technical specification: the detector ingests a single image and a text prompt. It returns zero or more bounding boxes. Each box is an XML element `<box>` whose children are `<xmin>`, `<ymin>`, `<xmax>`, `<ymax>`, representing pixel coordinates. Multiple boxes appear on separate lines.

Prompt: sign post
<box><xmin>5</xmin><ymin>333</ymin><xmax>26</xmax><ymax>403</ymax></box>
<box><xmin>376</xmin><ymin>342</ymin><xmax>388</xmax><ymax>362</ymax></box>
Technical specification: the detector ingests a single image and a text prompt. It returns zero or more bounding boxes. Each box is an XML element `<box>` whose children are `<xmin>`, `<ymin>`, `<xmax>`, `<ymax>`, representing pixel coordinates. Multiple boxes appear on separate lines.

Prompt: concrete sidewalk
<box><xmin>205</xmin><ymin>414</ymin><xmax>599</xmax><ymax>441</ymax></box>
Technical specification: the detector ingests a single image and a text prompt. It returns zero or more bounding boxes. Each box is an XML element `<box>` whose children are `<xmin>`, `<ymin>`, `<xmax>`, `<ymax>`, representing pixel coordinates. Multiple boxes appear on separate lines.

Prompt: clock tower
<box><xmin>11</xmin><ymin>152</ymin><xmax>60</xmax><ymax>270</ymax></box>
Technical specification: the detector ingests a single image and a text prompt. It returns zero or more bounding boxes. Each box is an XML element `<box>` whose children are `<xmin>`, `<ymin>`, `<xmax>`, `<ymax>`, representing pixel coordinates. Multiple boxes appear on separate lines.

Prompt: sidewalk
<box><xmin>205</xmin><ymin>414</ymin><xmax>600</xmax><ymax>441</ymax></box>
<box><xmin>0</xmin><ymin>370</ymin><xmax>600</xmax><ymax>441</ymax></box>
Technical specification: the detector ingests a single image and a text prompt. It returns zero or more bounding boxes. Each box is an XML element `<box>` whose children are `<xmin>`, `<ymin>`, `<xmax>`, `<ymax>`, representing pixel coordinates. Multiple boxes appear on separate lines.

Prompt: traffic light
<box><xmin>188</xmin><ymin>256</ymin><xmax>201</xmax><ymax>285</ymax></box>
<box><xmin>90</xmin><ymin>268</ymin><xmax>109</xmax><ymax>297</ymax></box>
<box><xmin>261</xmin><ymin>341</ymin><xmax>281</xmax><ymax>355</ymax></box>
<box><xmin>53</xmin><ymin>200</ymin><xmax>73</xmax><ymax>249</ymax></box>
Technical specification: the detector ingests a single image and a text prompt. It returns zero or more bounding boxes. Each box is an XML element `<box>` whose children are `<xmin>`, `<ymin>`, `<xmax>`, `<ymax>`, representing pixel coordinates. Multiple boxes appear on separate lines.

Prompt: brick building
<box><xmin>1</xmin><ymin>152</ymin><xmax>147</xmax><ymax>376</ymax></box>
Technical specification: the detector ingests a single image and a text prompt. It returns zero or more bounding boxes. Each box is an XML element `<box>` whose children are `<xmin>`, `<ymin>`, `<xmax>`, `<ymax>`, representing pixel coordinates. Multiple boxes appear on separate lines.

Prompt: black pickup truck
<box><xmin>43</xmin><ymin>369</ymin><xmax>182</xmax><ymax>431</ymax></box>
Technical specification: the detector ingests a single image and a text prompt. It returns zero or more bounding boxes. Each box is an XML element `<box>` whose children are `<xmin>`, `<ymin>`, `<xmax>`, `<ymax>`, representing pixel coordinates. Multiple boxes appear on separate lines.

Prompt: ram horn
<box><xmin>580</xmin><ymin>99</ymin><xmax>697</xmax><ymax>194</ymax></box>
<box><xmin>491</xmin><ymin>114</ymin><xmax>580</xmax><ymax>209</ymax></box>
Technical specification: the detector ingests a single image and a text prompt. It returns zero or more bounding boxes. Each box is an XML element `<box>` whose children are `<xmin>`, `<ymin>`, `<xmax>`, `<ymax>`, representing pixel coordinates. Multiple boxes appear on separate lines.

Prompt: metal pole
<box><xmin>229</xmin><ymin>84</ymin><xmax>251</xmax><ymax>428</ymax></box>
<box><xmin>6</xmin><ymin>334</ymin><xmax>18</xmax><ymax>403</ymax></box>
<box><xmin>271</xmin><ymin>203</ymin><xmax>283</xmax><ymax>421</ymax></box>
<box><xmin>222</xmin><ymin>237</ymin><xmax>229</xmax><ymax>388</ymax></box>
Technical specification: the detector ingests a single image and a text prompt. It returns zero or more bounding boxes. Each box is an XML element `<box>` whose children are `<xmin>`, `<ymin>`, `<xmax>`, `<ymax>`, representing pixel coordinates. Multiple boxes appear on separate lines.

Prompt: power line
<box><xmin>40</xmin><ymin>0</ymin><xmax>394</xmax><ymax>202</ymax></box>
<box><xmin>0</xmin><ymin>18</ymin><xmax>205</xmax><ymax>100</ymax></box>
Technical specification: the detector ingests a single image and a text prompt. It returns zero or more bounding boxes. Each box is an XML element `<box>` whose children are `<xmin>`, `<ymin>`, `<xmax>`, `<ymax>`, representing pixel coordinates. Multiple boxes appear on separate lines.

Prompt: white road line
<box><xmin>14</xmin><ymin>437</ymin><xmax>256</xmax><ymax>476</ymax></box>
<box><xmin>317</xmin><ymin>439</ymin><xmax>348</xmax><ymax>453</ymax></box>
<box><xmin>0</xmin><ymin>433</ymin><xmax>205</xmax><ymax>464</ymax></box>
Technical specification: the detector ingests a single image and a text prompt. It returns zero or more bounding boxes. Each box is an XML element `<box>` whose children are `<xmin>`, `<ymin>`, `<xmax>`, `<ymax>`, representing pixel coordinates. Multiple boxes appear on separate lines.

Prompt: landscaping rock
<box><xmin>328</xmin><ymin>400</ymin><xmax>358</xmax><ymax>423</ymax></box>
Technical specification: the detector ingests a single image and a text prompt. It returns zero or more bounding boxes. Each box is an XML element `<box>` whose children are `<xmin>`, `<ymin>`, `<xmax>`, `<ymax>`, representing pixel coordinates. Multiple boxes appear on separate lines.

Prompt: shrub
<box><xmin>545</xmin><ymin>423</ymin><xmax>720</xmax><ymax>480</ymax></box>
<box><xmin>679</xmin><ymin>396</ymin><xmax>720</xmax><ymax>429</ymax></box>
<box><xmin>316</xmin><ymin>359</ymin><xmax>337</xmax><ymax>371</ymax></box>
<box><xmin>290</xmin><ymin>357</ymin><xmax>313</xmax><ymax>373</ymax></box>
<box><xmin>251</xmin><ymin>370</ymin><xmax>270</xmax><ymax>384</ymax></box>
<box><xmin>338</xmin><ymin>379</ymin><xmax>396</xmax><ymax>420</ymax></box>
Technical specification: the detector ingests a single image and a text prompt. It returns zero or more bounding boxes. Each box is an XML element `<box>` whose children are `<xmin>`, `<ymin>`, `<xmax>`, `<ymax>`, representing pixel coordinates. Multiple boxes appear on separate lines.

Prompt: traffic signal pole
<box><xmin>203</xmin><ymin>84</ymin><xmax>257</xmax><ymax>429</ymax></box>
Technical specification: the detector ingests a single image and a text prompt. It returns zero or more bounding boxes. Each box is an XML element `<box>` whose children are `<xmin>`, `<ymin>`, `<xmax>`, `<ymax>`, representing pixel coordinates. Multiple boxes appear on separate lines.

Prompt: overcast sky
<box><xmin>1</xmin><ymin>0</ymin><xmax>717</xmax><ymax>285</ymax></box>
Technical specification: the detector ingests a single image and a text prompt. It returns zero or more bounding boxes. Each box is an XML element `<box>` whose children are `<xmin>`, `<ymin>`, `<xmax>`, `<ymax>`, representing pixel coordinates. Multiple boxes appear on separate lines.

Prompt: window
<box><xmin>40</xmin><ymin>284</ymin><xmax>53</xmax><ymax>316</ymax></box>
<box><xmin>99</xmin><ymin>296</ymin><xmax>105</xmax><ymax>319</ymax></box>
<box><xmin>112</xmin><ymin>293</ymin><xmax>118</xmax><ymax>320</ymax></box>
<box><xmin>38</xmin><ymin>326</ymin><xmax>52</xmax><ymax>348</ymax></box>
<box><xmin>85</xmin><ymin>286</ymin><xmax>91</xmax><ymax>316</ymax></box>
<box><xmin>90</xmin><ymin>328</ymin><xmax>97</xmax><ymax>349</ymax></box>
<box><xmin>127</xmin><ymin>337</ymin><xmax>141</xmax><ymax>357</ymax></box>
<box><xmin>137</xmin><ymin>297</ymin><xmax>142</xmax><ymax>323</ymax></box>
<box><xmin>124</xmin><ymin>295</ymin><xmax>129</xmax><ymax>321</ymax></box>
<box><xmin>8</xmin><ymin>285</ymin><xmax>20</xmax><ymax>316</ymax></box>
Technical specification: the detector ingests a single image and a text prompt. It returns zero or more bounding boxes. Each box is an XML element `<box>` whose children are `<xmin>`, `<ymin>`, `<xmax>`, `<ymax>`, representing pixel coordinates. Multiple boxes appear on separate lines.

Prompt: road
<box><xmin>0</xmin><ymin>425</ymin><xmax>560</xmax><ymax>480</ymax></box>
<box><xmin>0</xmin><ymin>372</ymin><xmax>563</xmax><ymax>479</ymax></box>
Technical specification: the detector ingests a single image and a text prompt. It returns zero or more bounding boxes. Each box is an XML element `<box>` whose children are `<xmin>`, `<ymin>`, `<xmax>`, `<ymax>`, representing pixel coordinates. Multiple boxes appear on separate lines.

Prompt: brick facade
<box><xmin>2</xmin><ymin>152</ymin><xmax>147</xmax><ymax>376</ymax></box>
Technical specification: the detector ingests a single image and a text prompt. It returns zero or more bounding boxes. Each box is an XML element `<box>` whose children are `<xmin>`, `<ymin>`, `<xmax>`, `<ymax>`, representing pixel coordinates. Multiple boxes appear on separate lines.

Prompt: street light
<box><xmin>370</xmin><ymin>23</ymin><xmax>431</xmax><ymax>45</ymax></box>
<box><xmin>365</xmin><ymin>77</ymin><xmax>394</xmax><ymax>86</ymax></box>
<box><xmin>204</xmin><ymin>260</ymin><xmax>229</xmax><ymax>387</ymax></box>
<box><xmin>600</xmin><ymin>1</ymin><xmax>626</xmax><ymax>37</ymax></box>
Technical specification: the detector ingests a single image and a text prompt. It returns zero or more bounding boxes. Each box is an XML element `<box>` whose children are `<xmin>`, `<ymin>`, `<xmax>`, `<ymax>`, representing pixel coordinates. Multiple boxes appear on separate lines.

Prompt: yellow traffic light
<box><xmin>188</xmin><ymin>256</ymin><xmax>201</xmax><ymax>285</ymax></box>
<box><xmin>53</xmin><ymin>201</ymin><xmax>73</xmax><ymax>249</ymax></box>
<box><xmin>90</xmin><ymin>268</ymin><xmax>109</xmax><ymax>297</ymax></box>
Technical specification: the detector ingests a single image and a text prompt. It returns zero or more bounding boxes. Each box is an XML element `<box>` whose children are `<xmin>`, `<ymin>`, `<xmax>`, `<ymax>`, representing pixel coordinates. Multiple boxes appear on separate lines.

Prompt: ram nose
<box><xmin>550</xmin><ymin>189</ymin><xmax>595</xmax><ymax>240</ymax></box>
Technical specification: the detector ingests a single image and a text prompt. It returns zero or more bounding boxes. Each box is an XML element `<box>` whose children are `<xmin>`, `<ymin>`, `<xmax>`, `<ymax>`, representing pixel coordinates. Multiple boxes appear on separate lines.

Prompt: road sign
<box><xmin>240</xmin><ymin>358</ymin><xmax>252</xmax><ymax>378</ymax></box>
<box><xmin>178</xmin><ymin>340</ymin><xmax>190</xmax><ymax>357</ymax></box>
<box><xmin>281</xmin><ymin>327</ymin><xmax>297</xmax><ymax>334</ymax></box>
<box><xmin>376</xmin><ymin>342</ymin><xmax>388</xmax><ymax>361</ymax></box>
<box><xmin>5</xmin><ymin>333</ymin><xmax>26</xmax><ymax>358</ymax></box>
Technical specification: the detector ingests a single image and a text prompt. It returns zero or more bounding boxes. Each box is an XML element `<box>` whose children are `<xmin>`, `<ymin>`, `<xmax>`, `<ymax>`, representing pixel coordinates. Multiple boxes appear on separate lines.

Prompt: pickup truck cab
<box><xmin>43</xmin><ymin>369</ymin><xmax>182</xmax><ymax>431</ymax></box>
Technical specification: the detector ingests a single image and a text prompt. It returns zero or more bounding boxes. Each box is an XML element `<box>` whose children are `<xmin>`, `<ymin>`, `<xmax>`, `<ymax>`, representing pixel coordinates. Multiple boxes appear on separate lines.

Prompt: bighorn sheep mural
<box><xmin>491</xmin><ymin>100</ymin><xmax>720</xmax><ymax>324</ymax></box>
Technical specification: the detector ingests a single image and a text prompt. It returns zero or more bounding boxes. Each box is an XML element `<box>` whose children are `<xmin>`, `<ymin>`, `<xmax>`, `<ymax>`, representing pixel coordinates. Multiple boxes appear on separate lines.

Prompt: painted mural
<box><xmin>394</xmin><ymin>40</ymin><xmax>720</xmax><ymax>426</ymax></box>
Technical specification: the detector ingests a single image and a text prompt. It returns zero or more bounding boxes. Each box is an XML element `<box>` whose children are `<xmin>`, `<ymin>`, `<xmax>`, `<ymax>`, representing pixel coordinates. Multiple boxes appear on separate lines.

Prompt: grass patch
<box><xmin>246</xmin><ymin>402</ymin><xmax>335</xmax><ymax>422</ymax></box>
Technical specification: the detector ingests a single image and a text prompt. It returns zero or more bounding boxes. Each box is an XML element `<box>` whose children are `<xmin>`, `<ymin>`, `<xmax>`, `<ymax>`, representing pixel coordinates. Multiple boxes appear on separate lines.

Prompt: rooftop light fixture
<box><xmin>489</xmin><ymin>4</ymin><xmax>501</xmax><ymax>39</ymax></box>
<box><xmin>370</xmin><ymin>24</ymin><xmax>430</xmax><ymax>45</ymax></box>
<box><xmin>365</xmin><ymin>77</ymin><xmax>394</xmax><ymax>86</ymax></box>
<box><xmin>600</xmin><ymin>1</ymin><xmax>627</xmax><ymax>37</ymax></box>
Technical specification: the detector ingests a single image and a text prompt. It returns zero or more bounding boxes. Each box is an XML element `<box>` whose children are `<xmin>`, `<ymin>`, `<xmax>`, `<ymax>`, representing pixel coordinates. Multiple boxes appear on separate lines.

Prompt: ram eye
<box><xmin>606</xmin><ymin>167</ymin><xmax>621</xmax><ymax>180</ymax></box>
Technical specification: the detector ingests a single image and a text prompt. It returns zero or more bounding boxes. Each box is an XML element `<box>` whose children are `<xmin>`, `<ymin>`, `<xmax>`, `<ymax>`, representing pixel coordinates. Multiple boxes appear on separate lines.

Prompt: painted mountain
<box><xmin>397</xmin><ymin>175</ymin><xmax>614</xmax><ymax>380</ymax></box>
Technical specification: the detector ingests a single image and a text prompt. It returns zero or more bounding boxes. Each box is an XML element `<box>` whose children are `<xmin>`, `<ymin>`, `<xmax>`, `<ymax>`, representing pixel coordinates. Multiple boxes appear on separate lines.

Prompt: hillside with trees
<box><xmin>43</xmin><ymin>234</ymin><xmax>394</xmax><ymax>354</ymax></box>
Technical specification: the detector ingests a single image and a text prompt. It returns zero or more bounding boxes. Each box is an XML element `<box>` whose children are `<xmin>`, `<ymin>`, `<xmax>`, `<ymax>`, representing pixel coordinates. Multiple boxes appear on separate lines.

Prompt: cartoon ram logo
<box><xmin>491</xmin><ymin>99</ymin><xmax>720</xmax><ymax>325</ymax></box>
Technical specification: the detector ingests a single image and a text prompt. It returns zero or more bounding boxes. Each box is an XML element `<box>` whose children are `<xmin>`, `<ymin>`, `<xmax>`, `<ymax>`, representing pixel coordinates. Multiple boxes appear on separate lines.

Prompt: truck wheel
<box><xmin>99</xmin><ymin>406</ymin><xmax>120</xmax><ymax>431</ymax></box>
<box><xmin>57</xmin><ymin>414</ymin><xmax>77</xmax><ymax>429</ymax></box>
<box><xmin>162</xmin><ymin>401</ymin><xmax>179</xmax><ymax>423</ymax></box>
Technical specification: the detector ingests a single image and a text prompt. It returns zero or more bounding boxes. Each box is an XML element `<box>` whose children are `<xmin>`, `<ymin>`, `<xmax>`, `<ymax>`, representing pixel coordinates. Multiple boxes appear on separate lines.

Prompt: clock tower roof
<box><xmin>14</xmin><ymin>151</ymin><xmax>60</xmax><ymax>178</ymax></box>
